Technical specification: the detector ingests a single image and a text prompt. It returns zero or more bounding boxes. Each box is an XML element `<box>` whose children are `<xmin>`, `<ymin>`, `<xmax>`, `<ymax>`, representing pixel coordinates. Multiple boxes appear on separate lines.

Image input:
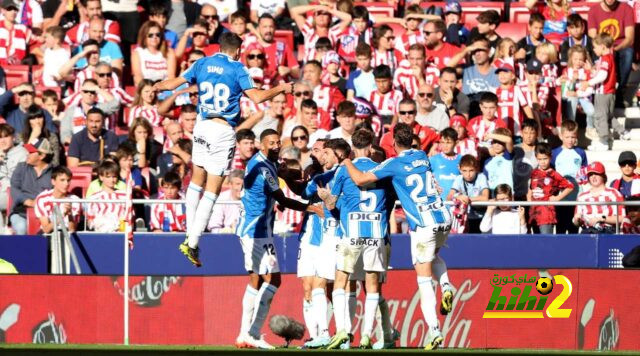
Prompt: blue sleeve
<box><xmin>302</xmin><ymin>178</ymin><xmax>318</xmax><ymax>200</ymax></box>
<box><xmin>346</xmin><ymin>72</ymin><xmax>356</xmax><ymax>91</ymax></box>
<box><xmin>106</xmin><ymin>42</ymin><xmax>123</xmax><ymax>60</ymax></box>
<box><xmin>181</xmin><ymin>59</ymin><xmax>198</xmax><ymax>84</ymax></box>
<box><xmin>577</xmin><ymin>148</ymin><xmax>588</xmax><ymax>166</ymax></box>
<box><xmin>451</xmin><ymin>175</ymin><xmax>463</xmax><ymax>193</ymax></box>
<box><xmin>371</xmin><ymin>157</ymin><xmax>396</xmax><ymax>180</ymax></box>
<box><xmin>10</xmin><ymin>164</ymin><xmax>27</xmax><ymax>205</ymax></box>
<box><xmin>503</xmin><ymin>150</ymin><xmax>513</xmax><ymax>160</ymax></box>
<box><xmin>551</xmin><ymin>147</ymin><xmax>560</xmax><ymax>168</ymax></box>
<box><xmin>132</xmin><ymin>168</ymin><xmax>143</xmax><ymax>186</ymax></box>
<box><xmin>477</xmin><ymin>173</ymin><xmax>489</xmax><ymax>190</ymax></box>
<box><xmin>44</xmin><ymin>111</ymin><xmax>58</xmax><ymax>133</ymax></box>
<box><xmin>238</xmin><ymin>65</ymin><xmax>255</xmax><ymax>92</ymax></box>
<box><xmin>0</xmin><ymin>90</ymin><xmax>14</xmax><ymax>116</ymax></box>
<box><xmin>330</xmin><ymin>168</ymin><xmax>344</xmax><ymax>196</ymax></box>
<box><xmin>260</xmin><ymin>166</ymin><xmax>280</xmax><ymax>193</ymax></box>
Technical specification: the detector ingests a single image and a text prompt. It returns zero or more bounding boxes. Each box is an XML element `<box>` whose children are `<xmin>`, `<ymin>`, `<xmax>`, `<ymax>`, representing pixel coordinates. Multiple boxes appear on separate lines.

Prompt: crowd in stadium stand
<box><xmin>0</xmin><ymin>0</ymin><xmax>639</xmax><ymax>235</ymax></box>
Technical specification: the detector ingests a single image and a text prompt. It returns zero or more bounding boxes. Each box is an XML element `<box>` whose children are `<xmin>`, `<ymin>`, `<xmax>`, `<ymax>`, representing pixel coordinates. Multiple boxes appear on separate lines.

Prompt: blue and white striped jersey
<box><xmin>298</xmin><ymin>168</ymin><xmax>337</xmax><ymax>246</ymax></box>
<box><xmin>371</xmin><ymin>149</ymin><xmax>451</xmax><ymax>231</ymax></box>
<box><xmin>236</xmin><ymin>152</ymin><xmax>280</xmax><ymax>239</ymax></box>
<box><xmin>331</xmin><ymin>157</ymin><xmax>388</xmax><ymax>239</ymax></box>
<box><xmin>181</xmin><ymin>53</ymin><xmax>254</xmax><ymax>127</ymax></box>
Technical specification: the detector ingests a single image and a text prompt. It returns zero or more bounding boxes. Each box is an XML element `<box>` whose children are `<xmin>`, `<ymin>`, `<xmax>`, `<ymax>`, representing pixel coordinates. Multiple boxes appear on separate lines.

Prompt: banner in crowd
<box><xmin>0</xmin><ymin>269</ymin><xmax>637</xmax><ymax>350</ymax></box>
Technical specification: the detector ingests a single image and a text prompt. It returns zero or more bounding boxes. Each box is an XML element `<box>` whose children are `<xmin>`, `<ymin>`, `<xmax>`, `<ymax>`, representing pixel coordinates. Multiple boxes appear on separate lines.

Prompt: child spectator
<box><xmin>290</xmin><ymin>4</ymin><xmax>352</xmax><ymax>63</ymax></box>
<box><xmin>516</xmin><ymin>12</ymin><xmax>547</xmax><ymax>62</ymax></box>
<box><xmin>336</xmin><ymin>5</ymin><xmax>372</xmax><ymax>62</ymax></box>
<box><xmin>0</xmin><ymin>0</ymin><xmax>32</xmax><ymax>65</ymax></box>
<box><xmin>493</xmin><ymin>38</ymin><xmax>517</xmax><ymax>68</ymax></box>
<box><xmin>495</xmin><ymin>63</ymin><xmax>534</xmax><ymax>138</ymax></box>
<box><xmin>527</xmin><ymin>142</ymin><xmax>574</xmax><ymax>234</ymax></box>
<box><xmin>622</xmin><ymin>198</ymin><xmax>640</xmax><ymax>234</ymax></box>
<box><xmin>34</xmin><ymin>166</ymin><xmax>82</xmax><ymax>233</ymax></box>
<box><xmin>573</xmin><ymin>162</ymin><xmax>625</xmax><ymax>234</ymax></box>
<box><xmin>175</xmin><ymin>20</ymin><xmax>216</xmax><ymax>65</ymax></box>
<box><xmin>561</xmin><ymin>45</ymin><xmax>595</xmax><ymax>140</ymax></box>
<box><xmin>113</xmin><ymin>143</ymin><xmax>148</xmax><ymax>196</ymax></box>
<box><xmin>559</xmin><ymin>14</ymin><xmax>595</xmax><ymax>67</ymax></box>
<box><xmin>208</xmin><ymin>169</ymin><xmax>244</xmax><ymax>233</ymax></box>
<box><xmin>581</xmin><ymin>33</ymin><xmax>629</xmax><ymax>151</ymax></box>
<box><xmin>513</xmin><ymin>119</ymin><xmax>539</xmax><ymax>201</ymax></box>
<box><xmin>148</xmin><ymin>3</ymin><xmax>178</xmax><ymax>48</ymax></box>
<box><xmin>451</xmin><ymin>115</ymin><xmax>477</xmax><ymax>157</ymax></box>
<box><xmin>40</xmin><ymin>26</ymin><xmax>70</xmax><ymax>88</ymax></box>
<box><xmin>552</xmin><ymin>120</ymin><xmax>588</xmax><ymax>234</ymax></box>
<box><xmin>431</xmin><ymin>128</ymin><xmax>461</xmax><ymax>201</ymax></box>
<box><xmin>466</xmin><ymin>10</ymin><xmax>501</xmax><ymax>55</ymax></box>
<box><xmin>323</xmin><ymin>51</ymin><xmax>346</xmax><ymax>96</ymax></box>
<box><xmin>448</xmin><ymin>154</ymin><xmax>489</xmax><ymax>233</ymax></box>
<box><xmin>467</xmin><ymin>92</ymin><xmax>507</xmax><ymax>148</ymax></box>
<box><xmin>346</xmin><ymin>42</ymin><xmax>375</xmax><ymax>100</ymax></box>
<box><xmin>525</xmin><ymin>0</ymin><xmax>572</xmax><ymax>46</ymax></box>
<box><xmin>480</xmin><ymin>184</ymin><xmax>527</xmax><ymax>234</ymax></box>
<box><xmin>150</xmin><ymin>171</ymin><xmax>186</xmax><ymax>232</ymax></box>
<box><xmin>379</xmin><ymin>4</ymin><xmax>429</xmax><ymax>57</ymax></box>
<box><xmin>41</xmin><ymin>90</ymin><xmax>63</xmax><ymax>122</ymax></box>
<box><xmin>87</xmin><ymin>159</ymin><xmax>128</xmax><ymax>232</ymax></box>
<box><xmin>443</xmin><ymin>1</ymin><xmax>469</xmax><ymax>47</ymax></box>
<box><xmin>369</xmin><ymin>64</ymin><xmax>403</xmax><ymax>125</ymax></box>
<box><xmin>518</xmin><ymin>59</ymin><xmax>550</xmax><ymax>127</ymax></box>
<box><xmin>610</xmin><ymin>151</ymin><xmax>640</xmax><ymax>199</ymax></box>
<box><xmin>483</xmin><ymin>127</ymin><xmax>515</xmax><ymax>192</ymax></box>
<box><xmin>536</xmin><ymin>43</ymin><xmax>559</xmax><ymax>89</ymax></box>
<box><xmin>308</xmin><ymin>37</ymin><xmax>332</xmax><ymax>64</ymax></box>
<box><xmin>128</xmin><ymin>79</ymin><xmax>162</xmax><ymax>127</ymax></box>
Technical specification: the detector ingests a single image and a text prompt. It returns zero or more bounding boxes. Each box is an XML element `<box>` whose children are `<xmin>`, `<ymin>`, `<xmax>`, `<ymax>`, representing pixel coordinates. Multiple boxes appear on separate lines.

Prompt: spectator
<box><xmin>289</xmin><ymin>126</ymin><xmax>312</xmax><ymax>169</ymax></box>
<box><xmin>451</xmin><ymin>115</ymin><xmax>477</xmax><ymax>157</ymax></box>
<box><xmin>34</xmin><ymin>166</ymin><xmax>81</xmax><ymax>233</ymax></box>
<box><xmin>552</xmin><ymin>120</ymin><xmax>587</xmax><ymax>234</ymax></box>
<box><xmin>303</xmin><ymin>60</ymin><xmax>344</xmax><ymax>118</ymax></box>
<box><xmin>512</xmin><ymin>119</ymin><xmax>539</xmax><ymax>201</ymax></box>
<box><xmin>150</xmin><ymin>171</ymin><xmax>186</xmax><ymax>232</ymax></box>
<box><xmin>443</xmin><ymin>1</ymin><xmax>469</xmax><ymax>47</ymax></box>
<box><xmin>483</xmin><ymin>127</ymin><xmax>514</xmax><ymax>192</ymax></box>
<box><xmin>158</xmin><ymin>136</ymin><xmax>191</xmax><ymax>179</ymax></box>
<box><xmin>257</xmin><ymin>14</ymin><xmax>299</xmax><ymax>80</ymax></box>
<box><xmin>527</xmin><ymin>142</ymin><xmax>574</xmax><ymax>234</ymax></box>
<box><xmin>393</xmin><ymin>44</ymin><xmax>440</xmax><ymax>101</ymax></box>
<box><xmin>283</xmin><ymin>93</ymin><xmax>330</xmax><ymax>140</ymax></box>
<box><xmin>73</xmin><ymin>17</ymin><xmax>124</xmax><ymax>77</ymax></box>
<box><xmin>21</xmin><ymin>105</ymin><xmax>61</xmax><ymax>166</ymax></box>
<box><xmin>459</xmin><ymin>38</ymin><xmax>499</xmax><ymax>98</ymax></box>
<box><xmin>239</xmin><ymin>68</ymin><xmax>269</xmax><ymax>120</ymax></box>
<box><xmin>127</xmin><ymin>79</ymin><xmax>162</xmax><ymax>127</ymax></box>
<box><xmin>448</xmin><ymin>154</ymin><xmax>489</xmax><ymax>233</ymax></box>
<box><xmin>493</xmin><ymin>38</ymin><xmax>516</xmax><ymax>69</ymax></box>
<box><xmin>40</xmin><ymin>26</ymin><xmax>69</xmax><ymax>88</ymax></box>
<box><xmin>573</xmin><ymin>161</ymin><xmax>626</xmax><ymax>234</ymax></box>
<box><xmin>163</xmin><ymin>0</ymin><xmax>202</xmax><ymax>37</ymax></box>
<box><xmin>518</xmin><ymin>58</ymin><xmax>550</xmax><ymax>120</ymax></box>
<box><xmin>466</xmin><ymin>92</ymin><xmax>506</xmax><ymax>148</ymax></box>
<box><xmin>336</xmin><ymin>5</ymin><xmax>372</xmax><ymax>62</ymax></box>
<box><xmin>494</xmin><ymin>63</ymin><xmax>534</xmax><ymax>138</ymax></box>
<box><xmin>561</xmin><ymin>45</ymin><xmax>595</xmax><ymax>140</ymax></box>
<box><xmin>323</xmin><ymin>51</ymin><xmax>346</xmax><ymax>96</ymax></box>
<box><xmin>525</xmin><ymin>0</ymin><xmax>573</xmax><ymax>46</ymax></box>
<box><xmin>67</xmin><ymin>107</ymin><xmax>119</xmax><ymax>168</ymax></box>
<box><xmin>200</xmin><ymin>4</ymin><xmax>227</xmax><ymax>44</ymax></box>
<box><xmin>208</xmin><ymin>169</ymin><xmax>243</xmax><ymax>233</ymax></box>
<box><xmin>15</xmin><ymin>0</ymin><xmax>43</xmax><ymax>29</ymax></box>
<box><xmin>466</xmin><ymin>10</ymin><xmax>501</xmax><ymax>55</ymax></box>
<box><xmin>250</xmin><ymin>0</ymin><xmax>284</xmax><ymax>24</ymax></box>
<box><xmin>84</xmin><ymin>156</ymin><xmax>124</xmax><ymax>197</ymax></box>
<box><xmin>148</xmin><ymin>3</ymin><xmax>178</xmax><ymax>49</ymax></box>
<box><xmin>156</xmin><ymin>121</ymin><xmax>183</xmax><ymax>173</ymax></box>
<box><xmin>610</xmin><ymin>151</ymin><xmax>640</xmax><ymax>199</ymax></box>
<box><xmin>431</xmin><ymin>128</ymin><xmax>461</xmax><ymax>200</ymax></box>
<box><xmin>86</xmin><ymin>159</ymin><xmax>127</xmax><ymax>232</ymax></box>
<box><xmin>329</xmin><ymin>101</ymin><xmax>356</xmax><ymax>144</ymax></box>
<box><xmin>0</xmin><ymin>83</ymin><xmax>57</xmax><ymax>136</ymax></box>
<box><xmin>64</xmin><ymin>0</ymin><xmax>120</xmax><ymax>47</ymax></box>
<box><xmin>41</xmin><ymin>90</ymin><xmax>63</xmax><ymax>122</ymax></box>
<box><xmin>0</xmin><ymin>124</ymin><xmax>26</xmax><ymax>224</ymax></box>
<box><xmin>369</xmin><ymin>64</ymin><xmax>402</xmax><ymax>126</ymax></box>
<box><xmin>231</xmin><ymin>129</ymin><xmax>256</xmax><ymax>171</ymax></box>
<box><xmin>60</xmin><ymin>79</ymin><xmax>119</xmax><ymax>143</ymax></box>
<box><xmin>166</xmin><ymin>138</ymin><xmax>192</xmax><ymax>192</ymax></box>
<box><xmin>241</xmin><ymin>43</ymin><xmax>275</xmax><ymax>88</ymax></box>
<box><xmin>113</xmin><ymin>143</ymin><xmax>147</xmax><ymax>193</ymax></box>
<box><xmin>238</xmin><ymin>92</ymin><xmax>286</xmax><ymax>139</ymax></box>
<box><xmin>371</xmin><ymin>24</ymin><xmax>401</xmax><ymax>72</ymax></box>
<box><xmin>125</xmin><ymin>117</ymin><xmax>162</xmax><ymax>171</ymax></box>
<box><xmin>415</xmin><ymin>83</ymin><xmax>449</xmax><ymax>132</ymax></box>
<box><xmin>423</xmin><ymin>19</ymin><xmax>460</xmax><ymax>70</ymax></box>
<box><xmin>435</xmin><ymin>67</ymin><xmax>470</xmax><ymax>118</ymax></box>
<box><xmin>0</xmin><ymin>0</ymin><xmax>32</xmax><ymax>65</ymax></box>
<box><xmin>379</xmin><ymin>98</ymin><xmax>439</xmax><ymax>158</ymax></box>
<box><xmin>516</xmin><ymin>13</ymin><xmax>548</xmax><ymax>62</ymax></box>
<box><xmin>179</xmin><ymin>104</ymin><xmax>196</xmax><ymax>140</ymax></box>
<box><xmin>588</xmin><ymin>0</ymin><xmax>635</xmax><ymax>108</ymax></box>
<box><xmin>291</xmin><ymin>4</ymin><xmax>351</xmax><ymax>62</ymax></box>
<box><xmin>58</xmin><ymin>40</ymin><xmax>120</xmax><ymax>92</ymax></box>
<box><xmin>9</xmin><ymin>138</ymin><xmax>54</xmax><ymax>234</ymax></box>
<box><xmin>132</xmin><ymin>20</ymin><xmax>177</xmax><ymax>86</ymax></box>
<box><xmin>480</xmin><ymin>184</ymin><xmax>527</xmax><ymax>234</ymax></box>
<box><xmin>559</xmin><ymin>14</ymin><xmax>595</xmax><ymax>67</ymax></box>
<box><xmin>175</xmin><ymin>19</ymin><xmax>217</xmax><ymax>64</ymax></box>
<box><xmin>346</xmin><ymin>42</ymin><xmax>375</xmax><ymax>100</ymax></box>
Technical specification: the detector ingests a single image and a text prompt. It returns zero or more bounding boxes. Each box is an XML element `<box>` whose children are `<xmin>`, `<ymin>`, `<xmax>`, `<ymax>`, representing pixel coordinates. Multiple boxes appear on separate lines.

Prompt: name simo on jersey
<box><xmin>207</xmin><ymin>66</ymin><xmax>224</xmax><ymax>74</ymax></box>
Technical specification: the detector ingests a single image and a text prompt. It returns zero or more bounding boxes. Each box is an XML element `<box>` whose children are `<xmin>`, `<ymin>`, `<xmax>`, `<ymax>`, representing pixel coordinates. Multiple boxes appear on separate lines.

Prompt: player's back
<box><xmin>182</xmin><ymin>53</ymin><xmax>254</xmax><ymax>126</ymax></box>
<box><xmin>238</xmin><ymin>152</ymin><xmax>278</xmax><ymax>238</ymax></box>
<box><xmin>299</xmin><ymin>169</ymin><xmax>337</xmax><ymax>246</ymax></box>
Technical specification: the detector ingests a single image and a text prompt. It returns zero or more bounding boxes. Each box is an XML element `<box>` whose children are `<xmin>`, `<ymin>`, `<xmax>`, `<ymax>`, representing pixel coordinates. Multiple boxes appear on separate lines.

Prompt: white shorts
<box><xmin>350</xmin><ymin>237</ymin><xmax>390</xmax><ymax>281</ymax></box>
<box><xmin>239</xmin><ymin>236</ymin><xmax>280</xmax><ymax>275</ymax></box>
<box><xmin>192</xmin><ymin>119</ymin><xmax>236</xmax><ymax>176</ymax></box>
<box><xmin>337</xmin><ymin>237</ymin><xmax>387</xmax><ymax>275</ymax></box>
<box><xmin>297</xmin><ymin>234</ymin><xmax>337</xmax><ymax>280</ymax></box>
<box><xmin>409</xmin><ymin>224</ymin><xmax>451</xmax><ymax>265</ymax></box>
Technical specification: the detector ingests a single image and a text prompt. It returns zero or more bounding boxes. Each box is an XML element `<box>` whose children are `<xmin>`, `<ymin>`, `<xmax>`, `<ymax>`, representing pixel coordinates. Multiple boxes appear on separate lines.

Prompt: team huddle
<box><xmin>155</xmin><ymin>32</ymin><xmax>454</xmax><ymax>350</ymax></box>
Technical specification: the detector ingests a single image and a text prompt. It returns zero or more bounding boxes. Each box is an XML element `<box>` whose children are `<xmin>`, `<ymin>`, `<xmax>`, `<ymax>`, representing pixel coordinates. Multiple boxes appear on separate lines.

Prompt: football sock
<box><xmin>417</xmin><ymin>276</ymin><xmax>439</xmax><ymax>330</ymax></box>
<box><xmin>433</xmin><ymin>255</ymin><xmax>451</xmax><ymax>293</ymax></box>
<box><xmin>378</xmin><ymin>296</ymin><xmax>393</xmax><ymax>341</ymax></box>
<box><xmin>312</xmin><ymin>288</ymin><xmax>329</xmax><ymax>338</ymax></box>
<box><xmin>345</xmin><ymin>291</ymin><xmax>356</xmax><ymax>334</ymax></box>
<box><xmin>303</xmin><ymin>299</ymin><xmax>317</xmax><ymax>339</ymax></box>
<box><xmin>332</xmin><ymin>289</ymin><xmax>346</xmax><ymax>332</ymax></box>
<box><xmin>249</xmin><ymin>283</ymin><xmax>278</xmax><ymax>337</ymax></box>
<box><xmin>240</xmin><ymin>285</ymin><xmax>258</xmax><ymax>335</ymax></box>
<box><xmin>187</xmin><ymin>191</ymin><xmax>217</xmax><ymax>249</ymax></box>
<box><xmin>185</xmin><ymin>183</ymin><xmax>202</xmax><ymax>234</ymax></box>
<box><xmin>363</xmin><ymin>293</ymin><xmax>379</xmax><ymax>338</ymax></box>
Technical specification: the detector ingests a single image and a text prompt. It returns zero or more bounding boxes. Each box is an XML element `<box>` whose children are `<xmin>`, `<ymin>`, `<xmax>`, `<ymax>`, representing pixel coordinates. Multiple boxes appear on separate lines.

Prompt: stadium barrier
<box><xmin>0</xmin><ymin>269</ymin><xmax>636</xmax><ymax>350</ymax></box>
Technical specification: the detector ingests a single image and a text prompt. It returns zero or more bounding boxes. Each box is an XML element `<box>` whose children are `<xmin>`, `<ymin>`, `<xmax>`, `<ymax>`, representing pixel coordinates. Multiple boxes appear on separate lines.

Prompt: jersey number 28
<box><xmin>199</xmin><ymin>82</ymin><xmax>230</xmax><ymax>113</ymax></box>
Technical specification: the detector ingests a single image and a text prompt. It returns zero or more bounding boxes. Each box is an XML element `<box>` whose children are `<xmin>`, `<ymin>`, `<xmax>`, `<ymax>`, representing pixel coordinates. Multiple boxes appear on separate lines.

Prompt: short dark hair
<box><xmin>561</xmin><ymin>120</ymin><xmax>578</xmax><ymax>133</ymax></box>
<box><xmin>301</xmin><ymin>99</ymin><xmax>318</xmax><ymax>111</ymax></box>
<box><xmin>97</xmin><ymin>159</ymin><xmax>120</xmax><ymax>177</ymax></box>
<box><xmin>459</xmin><ymin>154</ymin><xmax>478</xmax><ymax>169</ymax></box>
<box><xmin>52</xmin><ymin>166</ymin><xmax>72</xmax><ymax>180</ymax></box>
<box><xmin>258</xmin><ymin>13</ymin><xmax>276</xmax><ymax>24</ymax></box>
<box><xmin>440</xmin><ymin>127</ymin><xmax>458</xmax><ymax>141</ymax></box>
<box><xmin>393</xmin><ymin>123</ymin><xmax>414</xmax><ymax>149</ymax></box>
<box><xmin>176</xmin><ymin>138</ymin><xmax>192</xmax><ymax>153</ymax></box>
<box><xmin>315</xmin><ymin>37</ymin><xmax>332</xmax><ymax>51</ymax></box>
<box><xmin>229</xmin><ymin>11</ymin><xmax>247</xmax><ymax>23</ymax></box>
<box><xmin>42</xmin><ymin>89</ymin><xmax>58</xmax><ymax>102</ymax></box>
<box><xmin>567</xmin><ymin>13</ymin><xmax>584</xmax><ymax>28</ymax></box>
<box><xmin>352</xmin><ymin>129</ymin><xmax>374</xmax><ymax>149</ymax></box>
<box><xmin>399</xmin><ymin>98</ymin><xmax>416</xmax><ymax>108</ymax></box>
<box><xmin>477</xmin><ymin>10</ymin><xmax>501</xmax><ymax>26</ymax></box>
<box><xmin>373</xmin><ymin>64</ymin><xmax>392</xmax><ymax>79</ymax></box>
<box><xmin>87</xmin><ymin>107</ymin><xmax>105</xmax><ymax>119</ymax></box>
<box><xmin>0</xmin><ymin>123</ymin><xmax>14</xmax><ymax>137</ymax></box>
<box><xmin>356</xmin><ymin>42</ymin><xmax>372</xmax><ymax>57</ymax></box>
<box><xmin>114</xmin><ymin>142</ymin><xmax>137</xmax><ymax>160</ymax></box>
<box><xmin>82</xmin><ymin>39</ymin><xmax>100</xmax><ymax>48</ymax></box>
<box><xmin>162</xmin><ymin>171</ymin><xmax>182</xmax><ymax>189</ymax></box>
<box><xmin>408</xmin><ymin>43</ymin><xmax>425</xmax><ymax>55</ymax></box>
<box><xmin>304</xmin><ymin>60</ymin><xmax>322</xmax><ymax>71</ymax></box>
<box><xmin>260</xmin><ymin>128</ymin><xmax>279</xmax><ymax>141</ymax></box>
<box><xmin>535</xmin><ymin>142</ymin><xmax>552</xmax><ymax>157</ymax></box>
<box><xmin>181</xmin><ymin>104</ymin><xmax>197</xmax><ymax>114</ymax></box>
<box><xmin>529</xmin><ymin>12</ymin><xmax>545</xmax><ymax>26</ymax></box>
<box><xmin>352</xmin><ymin>5</ymin><xmax>369</xmax><ymax>21</ymax></box>
<box><xmin>326</xmin><ymin>138</ymin><xmax>351</xmax><ymax>159</ymax></box>
<box><xmin>427</xmin><ymin>19</ymin><xmax>446</xmax><ymax>35</ymax></box>
<box><xmin>236</xmin><ymin>129</ymin><xmax>256</xmax><ymax>143</ymax></box>
<box><xmin>440</xmin><ymin>66</ymin><xmax>457</xmax><ymax>78</ymax></box>
<box><xmin>336</xmin><ymin>101</ymin><xmax>356</xmax><ymax>117</ymax></box>
<box><xmin>521</xmin><ymin>119</ymin><xmax>539</xmax><ymax>132</ymax></box>
<box><xmin>479</xmin><ymin>92</ymin><xmax>499</xmax><ymax>105</ymax></box>
<box><xmin>149</xmin><ymin>3</ymin><xmax>168</xmax><ymax>17</ymax></box>
<box><xmin>494</xmin><ymin>184</ymin><xmax>513</xmax><ymax>199</ymax></box>
<box><xmin>370</xmin><ymin>145</ymin><xmax>386</xmax><ymax>163</ymax></box>
<box><xmin>219</xmin><ymin>32</ymin><xmax>243</xmax><ymax>52</ymax></box>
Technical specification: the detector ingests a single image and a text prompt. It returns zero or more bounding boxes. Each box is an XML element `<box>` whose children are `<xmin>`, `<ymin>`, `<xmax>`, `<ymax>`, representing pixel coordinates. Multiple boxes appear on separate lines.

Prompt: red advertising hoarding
<box><xmin>0</xmin><ymin>269</ymin><xmax>637</xmax><ymax>350</ymax></box>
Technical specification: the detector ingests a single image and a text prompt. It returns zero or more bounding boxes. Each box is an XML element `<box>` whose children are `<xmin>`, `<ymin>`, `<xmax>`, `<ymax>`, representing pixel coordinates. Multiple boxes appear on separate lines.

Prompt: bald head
<box><xmin>88</xmin><ymin>17</ymin><xmax>105</xmax><ymax>42</ymax></box>
<box><xmin>166</xmin><ymin>121</ymin><xmax>184</xmax><ymax>144</ymax></box>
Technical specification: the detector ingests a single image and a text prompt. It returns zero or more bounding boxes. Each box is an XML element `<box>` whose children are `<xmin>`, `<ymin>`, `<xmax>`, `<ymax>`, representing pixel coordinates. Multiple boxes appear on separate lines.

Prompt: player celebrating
<box><xmin>338</xmin><ymin>123</ymin><xmax>453</xmax><ymax>350</ymax></box>
<box><xmin>153</xmin><ymin>33</ymin><xmax>294</xmax><ymax>267</ymax></box>
<box><xmin>235</xmin><ymin>129</ymin><xmax>322</xmax><ymax>349</ymax></box>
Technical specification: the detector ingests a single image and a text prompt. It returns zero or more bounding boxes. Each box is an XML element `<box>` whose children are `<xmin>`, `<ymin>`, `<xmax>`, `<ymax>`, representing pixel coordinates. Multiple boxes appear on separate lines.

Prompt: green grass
<box><xmin>0</xmin><ymin>344</ymin><xmax>637</xmax><ymax>356</ymax></box>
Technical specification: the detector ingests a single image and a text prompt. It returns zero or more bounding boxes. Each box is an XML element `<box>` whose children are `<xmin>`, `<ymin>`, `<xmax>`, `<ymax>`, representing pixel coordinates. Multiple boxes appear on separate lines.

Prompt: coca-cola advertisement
<box><xmin>0</xmin><ymin>269</ymin><xmax>638</xmax><ymax>350</ymax></box>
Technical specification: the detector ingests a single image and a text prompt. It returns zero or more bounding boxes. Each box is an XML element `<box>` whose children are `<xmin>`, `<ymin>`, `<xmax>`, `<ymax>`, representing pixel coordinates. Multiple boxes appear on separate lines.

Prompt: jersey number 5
<box><xmin>199</xmin><ymin>82</ymin><xmax>230</xmax><ymax>113</ymax></box>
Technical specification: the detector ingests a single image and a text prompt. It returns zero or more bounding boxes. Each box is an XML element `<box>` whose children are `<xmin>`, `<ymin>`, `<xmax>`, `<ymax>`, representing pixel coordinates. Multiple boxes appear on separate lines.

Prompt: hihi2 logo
<box><xmin>482</xmin><ymin>274</ymin><xmax>573</xmax><ymax>319</ymax></box>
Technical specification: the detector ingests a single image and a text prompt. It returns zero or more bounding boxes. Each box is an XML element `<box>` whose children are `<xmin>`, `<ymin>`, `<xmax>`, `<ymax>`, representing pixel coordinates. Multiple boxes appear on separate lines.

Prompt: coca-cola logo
<box><xmin>32</xmin><ymin>312</ymin><xmax>66</xmax><ymax>344</ymax></box>
<box><xmin>0</xmin><ymin>304</ymin><xmax>20</xmax><ymax>343</ymax></box>
<box><xmin>598</xmin><ymin>309</ymin><xmax>619</xmax><ymax>350</ymax></box>
<box><xmin>111</xmin><ymin>276</ymin><xmax>182</xmax><ymax>307</ymax></box>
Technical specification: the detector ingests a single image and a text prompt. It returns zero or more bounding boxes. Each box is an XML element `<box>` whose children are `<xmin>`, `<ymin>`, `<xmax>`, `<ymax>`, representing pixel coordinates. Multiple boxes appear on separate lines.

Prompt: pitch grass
<box><xmin>0</xmin><ymin>344</ymin><xmax>638</xmax><ymax>356</ymax></box>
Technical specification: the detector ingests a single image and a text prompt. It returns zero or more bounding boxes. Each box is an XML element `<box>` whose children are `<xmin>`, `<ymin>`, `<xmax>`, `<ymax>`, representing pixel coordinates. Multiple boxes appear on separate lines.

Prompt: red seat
<box><xmin>274</xmin><ymin>30</ymin><xmax>294</xmax><ymax>53</ymax></box>
<box><xmin>496</xmin><ymin>23</ymin><xmax>528</xmax><ymax>40</ymax></box>
<box><xmin>70</xmin><ymin>167</ymin><xmax>93</xmax><ymax>198</ymax></box>
<box><xmin>5</xmin><ymin>70</ymin><xmax>29</xmax><ymax>90</ymax></box>
<box><xmin>420</xmin><ymin>2</ymin><xmax>503</xmax><ymax>27</ymax></box>
<box><xmin>357</xmin><ymin>2</ymin><xmax>394</xmax><ymax>17</ymax></box>
<box><xmin>510</xmin><ymin>2</ymin><xmax>591</xmax><ymax>23</ymax></box>
<box><xmin>26</xmin><ymin>207</ymin><xmax>40</xmax><ymax>235</ymax></box>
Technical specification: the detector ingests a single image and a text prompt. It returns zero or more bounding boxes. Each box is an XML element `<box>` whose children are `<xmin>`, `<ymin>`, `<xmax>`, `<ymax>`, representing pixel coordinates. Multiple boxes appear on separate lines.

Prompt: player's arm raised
<box><xmin>153</xmin><ymin>77</ymin><xmax>188</xmax><ymax>92</ymax></box>
<box><xmin>343</xmin><ymin>159</ymin><xmax>378</xmax><ymax>186</ymax></box>
<box><xmin>245</xmin><ymin>82</ymin><xmax>294</xmax><ymax>105</ymax></box>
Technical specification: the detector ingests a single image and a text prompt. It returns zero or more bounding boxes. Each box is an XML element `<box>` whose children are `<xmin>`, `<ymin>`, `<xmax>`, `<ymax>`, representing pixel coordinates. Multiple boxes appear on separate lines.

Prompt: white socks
<box><xmin>433</xmin><ymin>255</ymin><xmax>451</xmax><ymax>293</ymax></box>
<box><xmin>363</xmin><ymin>293</ymin><xmax>379</xmax><ymax>338</ymax></box>
<box><xmin>346</xmin><ymin>291</ymin><xmax>356</xmax><ymax>334</ymax></box>
<box><xmin>249</xmin><ymin>283</ymin><xmax>278</xmax><ymax>337</ymax></box>
<box><xmin>303</xmin><ymin>299</ymin><xmax>317</xmax><ymax>339</ymax></box>
<box><xmin>332</xmin><ymin>289</ymin><xmax>346</xmax><ymax>332</ymax></box>
<box><xmin>188</xmin><ymin>191</ymin><xmax>217</xmax><ymax>249</ymax></box>
<box><xmin>240</xmin><ymin>285</ymin><xmax>258</xmax><ymax>335</ymax></box>
<box><xmin>379</xmin><ymin>296</ymin><xmax>392</xmax><ymax>341</ymax></box>
<box><xmin>417</xmin><ymin>276</ymin><xmax>439</xmax><ymax>330</ymax></box>
<box><xmin>311</xmin><ymin>288</ymin><xmax>329</xmax><ymax>338</ymax></box>
<box><xmin>185</xmin><ymin>182</ymin><xmax>202</xmax><ymax>233</ymax></box>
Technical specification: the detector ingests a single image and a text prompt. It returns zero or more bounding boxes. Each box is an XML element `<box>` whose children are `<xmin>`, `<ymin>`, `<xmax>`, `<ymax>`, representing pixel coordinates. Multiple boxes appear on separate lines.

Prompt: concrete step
<box><xmin>612</xmin><ymin>139</ymin><xmax>640</xmax><ymax>150</ymax></box>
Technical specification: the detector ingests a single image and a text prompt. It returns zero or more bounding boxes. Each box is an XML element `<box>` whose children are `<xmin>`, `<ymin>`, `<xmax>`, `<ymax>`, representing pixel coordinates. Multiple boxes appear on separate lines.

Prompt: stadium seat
<box><xmin>4</xmin><ymin>65</ymin><xmax>29</xmax><ymax>89</ymax></box>
<box><xmin>357</xmin><ymin>2</ymin><xmax>394</xmax><ymax>17</ymax></box>
<box><xmin>26</xmin><ymin>208</ymin><xmax>40</xmax><ymax>235</ymax></box>
<box><xmin>510</xmin><ymin>2</ymin><xmax>592</xmax><ymax>23</ymax></box>
<box><xmin>274</xmin><ymin>30</ymin><xmax>294</xmax><ymax>53</ymax></box>
<box><xmin>420</xmin><ymin>2</ymin><xmax>503</xmax><ymax>27</ymax></box>
<box><xmin>70</xmin><ymin>167</ymin><xmax>93</xmax><ymax>198</ymax></box>
<box><xmin>496</xmin><ymin>23</ymin><xmax>528</xmax><ymax>40</ymax></box>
